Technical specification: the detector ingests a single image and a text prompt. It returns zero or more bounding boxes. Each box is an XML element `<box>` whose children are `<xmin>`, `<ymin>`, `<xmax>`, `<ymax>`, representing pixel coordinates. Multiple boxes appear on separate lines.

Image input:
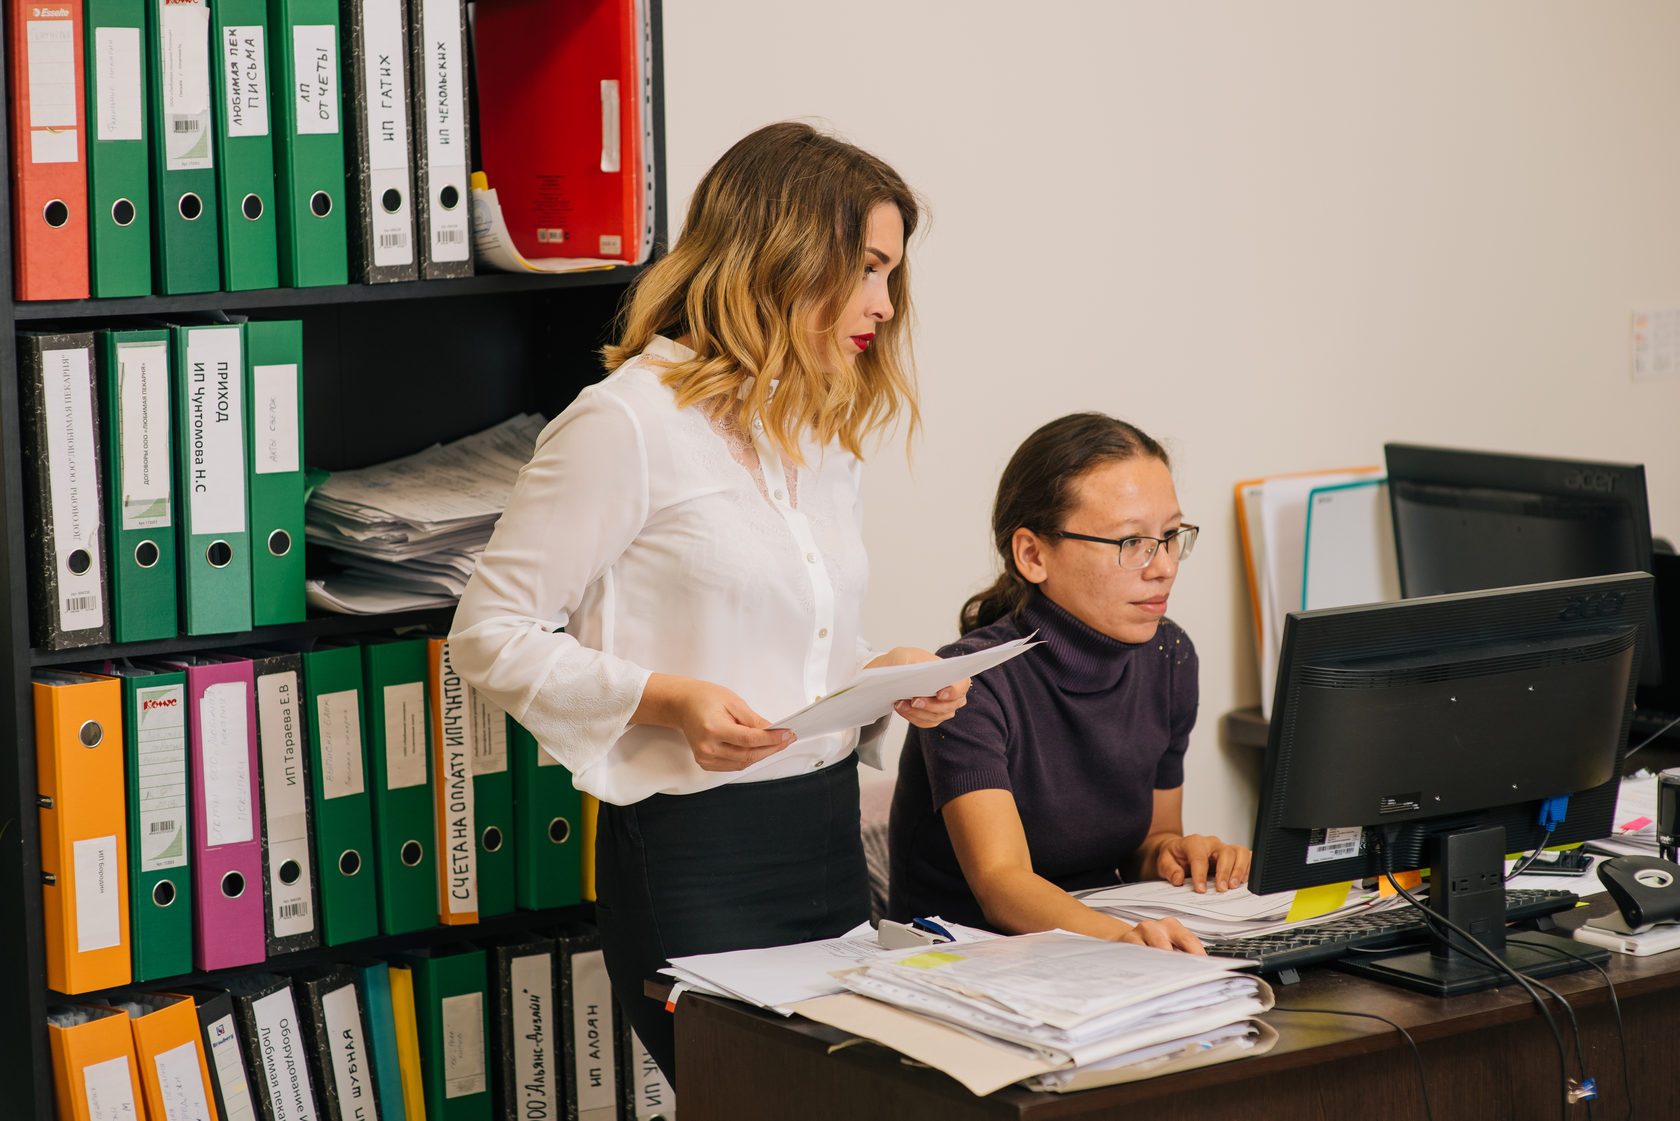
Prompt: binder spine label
<box><xmin>316</xmin><ymin>689</ymin><xmax>367</xmax><ymax>799</ymax></box>
<box><xmin>364</xmin><ymin>0</ymin><xmax>414</xmax><ymax>267</ymax></box>
<box><xmin>469</xmin><ymin>691</ymin><xmax>508</xmax><ymax>776</ymax></box>
<box><xmin>94</xmin><ymin>27</ymin><xmax>144</xmax><ymax>142</ymax></box>
<box><xmin>571</xmin><ymin>950</ymin><xmax>616</xmax><ymax>1117</ymax></box>
<box><xmin>258</xmin><ymin>670</ymin><xmax>315</xmax><ymax>936</ymax></box>
<box><xmin>155</xmin><ymin>1039</ymin><xmax>215</xmax><ymax>1121</ymax></box>
<box><xmin>184</xmin><ymin>328</ymin><xmax>247</xmax><ymax>534</ymax></box>
<box><xmin>440</xmin><ymin>992</ymin><xmax>486</xmax><ymax>1098</ymax></box>
<box><xmin>201</xmin><ymin>681</ymin><xmax>256</xmax><ymax>846</ymax></box>
<box><xmin>117</xmin><ymin>341</ymin><xmax>173</xmax><ymax>531</ymax></box>
<box><xmin>510</xmin><ymin>952</ymin><xmax>555</xmax><ymax>1120</ymax></box>
<box><xmin>72</xmin><ymin>834</ymin><xmax>122</xmax><ymax>952</ymax></box>
<box><xmin>159</xmin><ymin>0</ymin><xmax>214</xmax><ymax>171</ymax></box>
<box><xmin>383</xmin><ymin>682</ymin><xmax>427</xmax><ymax>789</ymax></box>
<box><xmin>293</xmin><ymin>26</ymin><xmax>340</xmax><ymax>136</ymax></box>
<box><xmin>83</xmin><ymin>1054</ymin><xmax>141</xmax><ymax>1121</ymax></box>
<box><xmin>43</xmin><ymin>345</ymin><xmax>105</xmax><ymax>632</ymax></box>
<box><xmin>251</xmin><ymin>365</ymin><xmax>300</xmax><ymax>475</ymax></box>
<box><xmin>26</xmin><ymin>19</ymin><xmax>79</xmax><ymax>163</ymax></box>
<box><xmin>321</xmin><ymin>984</ymin><xmax>376</xmax><ymax>1121</ymax></box>
<box><xmin>419</xmin><ymin>0</ymin><xmax>469</xmax><ymax>261</ymax></box>
<box><xmin>629</xmin><ymin>1030</ymin><xmax>672</xmax><ymax>1121</ymax></box>
<box><xmin>221</xmin><ymin>27</ymin><xmax>271</xmax><ymax>138</ymax></box>
<box><xmin>206</xmin><ymin>1014</ymin><xmax>259</xmax><ymax>1121</ymax></box>
<box><xmin>251</xmin><ymin>988</ymin><xmax>320</xmax><ymax>1121</ymax></box>
<box><xmin>135</xmin><ymin>682</ymin><xmax>189</xmax><ymax>872</ymax></box>
<box><xmin>437</xmin><ymin>646</ymin><xmax>478</xmax><ymax>911</ymax></box>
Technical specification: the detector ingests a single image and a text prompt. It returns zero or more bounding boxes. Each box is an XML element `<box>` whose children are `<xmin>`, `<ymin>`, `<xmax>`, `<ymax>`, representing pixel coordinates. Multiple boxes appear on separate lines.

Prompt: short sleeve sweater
<box><xmin>886</xmin><ymin>589</ymin><xmax>1199</xmax><ymax>930</ymax></box>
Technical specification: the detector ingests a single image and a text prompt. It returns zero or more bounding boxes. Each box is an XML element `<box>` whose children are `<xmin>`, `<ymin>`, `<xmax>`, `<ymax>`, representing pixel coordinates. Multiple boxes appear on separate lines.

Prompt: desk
<box><xmin>671</xmin><ymin>918</ymin><xmax>1680</xmax><ymax>1120</ymax></box>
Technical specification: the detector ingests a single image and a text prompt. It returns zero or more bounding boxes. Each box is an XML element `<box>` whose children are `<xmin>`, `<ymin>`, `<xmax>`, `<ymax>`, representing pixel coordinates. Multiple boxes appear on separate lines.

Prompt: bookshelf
<box><xmin>0</xmin><ymin>4</ymin><xmax>666</xmax><ymax>1116</ymax></box>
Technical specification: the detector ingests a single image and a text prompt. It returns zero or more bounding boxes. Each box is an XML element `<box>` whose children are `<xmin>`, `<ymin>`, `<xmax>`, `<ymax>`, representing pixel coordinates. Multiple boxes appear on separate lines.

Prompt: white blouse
<box><xmin>449</xmin><ymin>336</ymin><xmax>885</xmax><ymax>805</ymax></box>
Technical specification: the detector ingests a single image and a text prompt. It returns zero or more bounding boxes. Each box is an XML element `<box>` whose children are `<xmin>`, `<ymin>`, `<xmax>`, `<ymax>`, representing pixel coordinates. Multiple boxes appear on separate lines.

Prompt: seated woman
<box><xmin>887</xmin><ymin>412</ymin><xmax>1250</xmax><ymax>951</ymax></box>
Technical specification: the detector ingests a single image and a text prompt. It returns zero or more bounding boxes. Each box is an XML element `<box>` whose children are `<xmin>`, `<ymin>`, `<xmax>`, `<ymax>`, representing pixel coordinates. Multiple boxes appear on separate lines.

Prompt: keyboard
<box><xmin>1204</xmin><ymin>888</ymin><xmax>1579</xmax><ymax>977</ymax></box>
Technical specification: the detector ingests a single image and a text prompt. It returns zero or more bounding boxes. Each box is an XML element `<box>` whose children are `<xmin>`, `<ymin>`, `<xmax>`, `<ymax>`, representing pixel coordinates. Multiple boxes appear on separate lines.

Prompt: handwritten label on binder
<box><xmin>82</xmin><ymin>1054</ymin><xmax>140</xmax><ymax>1121</ymax></box>
<box><xmin>293</xmin><ymin>26</ymin><xmax>340</xmax><ymax>136</ymax></box>
<box><xmin>72</xmin><ymin>834</ymin><xmax>122</xmax><ymax>953</ymax></box>
<box><xmin>316</xmin><ymin>689</ymin><xmax>366</xmax><ymax>800</ymax></box>
<box><xmin>94</xmin><ymin>28</ymin><xmax>143</xmax><ymax>142</ymax></box>
<box><xmin>383</xmin><ymin>682</ymin><xmax>426</xmax><ymax>789</ymax></box>
<box><xmin>221</xmin><ymin>27</ymin><xmax>271</xmax><ymax>139</ymax></box>
<box><xmin>441</xmin><ymin>992</ymin><xmax>487</xmax><ymax>1099</ymax></box>
<box><xmin>154</xmin><ymin>1040</ymin><xmax>214</xmax><ymax>1121</ymax></box>
<box><xmin>200</xmin><ymin>681</ymin><xmax>254</xmax><ymax>848</ymax></box>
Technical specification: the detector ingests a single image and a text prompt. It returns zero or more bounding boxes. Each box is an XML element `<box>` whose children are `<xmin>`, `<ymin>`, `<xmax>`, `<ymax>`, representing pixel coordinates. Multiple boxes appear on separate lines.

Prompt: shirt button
<box><xmin>818</xmin><ymin>627</ymin><xmax>828</xmax><ymax>638</ymax></box>
<box><xmin>812</xmin><ymin>760</ymin><xmax>824</xmax><ymax>769</ymax></box>
<box><xmin>806</xmin><ymin>553</ymin><xmax>816</xmax><ymax>563</ymax></box>
<box><xmin>774</xmin><ymin>489</ymin><xmax>785</xmax><ymax>501</ymax></box>
<box><xmin>753</xmin><ymin>418</ymin><xmax>763</xmax><ymax>431</ymax></box>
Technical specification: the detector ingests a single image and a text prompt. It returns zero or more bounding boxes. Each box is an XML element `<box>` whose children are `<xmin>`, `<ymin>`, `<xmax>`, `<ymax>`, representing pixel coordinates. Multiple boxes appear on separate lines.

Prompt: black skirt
<box><xmin>593</xmin><ymin>753</ymin><xmax>869</xmax><ymax>1087</ymax></box>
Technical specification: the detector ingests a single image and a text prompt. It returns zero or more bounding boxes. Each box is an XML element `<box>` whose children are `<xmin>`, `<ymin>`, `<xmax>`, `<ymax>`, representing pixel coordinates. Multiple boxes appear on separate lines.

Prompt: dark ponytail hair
<box><xmin>959</xmin><ymin>413</ymin><xmax>1170</xmax><ymax>634</ymax></box>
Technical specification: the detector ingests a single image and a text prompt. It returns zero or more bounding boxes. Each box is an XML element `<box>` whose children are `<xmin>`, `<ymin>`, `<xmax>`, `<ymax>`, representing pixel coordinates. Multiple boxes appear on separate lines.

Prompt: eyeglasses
<box><xmin>1042</xmin><ymin>524</ymin><xmax>1199</xmax><ymax>570</ymax></box>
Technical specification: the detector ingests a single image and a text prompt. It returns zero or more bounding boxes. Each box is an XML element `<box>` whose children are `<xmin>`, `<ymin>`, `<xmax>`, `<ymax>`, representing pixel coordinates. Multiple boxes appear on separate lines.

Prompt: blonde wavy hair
<box><xmin>602</xmin><ymin>121</ymin><xmax>921</xmax><ymax>462</ymax></box>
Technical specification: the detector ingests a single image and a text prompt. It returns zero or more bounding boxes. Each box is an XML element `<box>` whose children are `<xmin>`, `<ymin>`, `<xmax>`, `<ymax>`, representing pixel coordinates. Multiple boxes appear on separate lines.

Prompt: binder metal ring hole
<box><xmin>548</xmin><ymin>817</ymin><xmax>571</xmax><ymax>845</ymax></box>
<box><xmin>340</xmin><ymin>849</ymin><xmax>362</xmax><ymax>876</ymax></box>
<box><xmin>279</xmin><ymin>859</ymin><xmax>302</xmax><ymax>886</ymax></box>
<box><xmin>206</xmin><ymin>540</ymin><xmax>233</xmax><ymax>568</ymax></box>
<box><xmin>111</xmin><ymin>199</ymin><xmax>136</xmax><ymax>227</ymax></box>
<box><xmin>43</xmin><ymin>200</ymin><xmax>69</xmax><ymax>228</ymax></box>
<box><xmin>67</xmin><ymin>549</ymin><xmax>92</xmax><ymax>576</ymax></box>
<box><xmin>152</xmin><ymin>880</ymin><xmax>176</xmax><ymax>908</ymax></box>
<box><xmin>310</xmin><ymin>191</ymin><xmax>333</xmax><ymax>218</ymax></box>
<box><xmin>401</xmin><ymin>840</ymin><xmax>424</xmax><ymax>867</ymax></box>
<box><xmin>42</xmin><ymin>873</ymin><xmax>56</xmax><ymax>887</ymax></box>
<box><xmin>440</xmin><ymin>185</ymin><xmax>460</xmax><ymax>210</ymax></box>
<box><xmin>134</xmin><ymin>540</ymin><xmax>160</xmax><ymax>569</ymax></box>
<box><xmin>381</xmin><ymin>188</ymin><xmax>403</xmax><ymax>214</ymax></box>
<box><xmin>179</xmin><ymin>193</ymin><xmax>203</xmax><ymax>221</ymax></box>
<box><xmin>221</xmin><ymin>871</ymin><xmax>245</xmax><ymax>899</ymax></box>
<box><xmin>241</xmin><ymin>193</ymin><xmax>264</xmax><ymax>221</ymax></box>
<box><xmin>481</xmin><ymin>825</ymin><xmax>504</xmax><ymax>853</ymax></box>
<box><xmin>78</xmin><ymin>720</ymin><xmax>103</xmax><ymax>749</ymax></box>
<box><xmin>268</xmin><ymin>529</ymin><xmax>291</xmax><ymax>558</ymax></box>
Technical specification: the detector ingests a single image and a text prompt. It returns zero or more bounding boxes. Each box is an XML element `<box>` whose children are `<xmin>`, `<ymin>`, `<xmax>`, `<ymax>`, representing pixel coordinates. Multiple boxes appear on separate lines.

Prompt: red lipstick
<box><xmin>850</xmin><ymin>334</ymin><xmax>874</xmax><ymax>351</ymax></box>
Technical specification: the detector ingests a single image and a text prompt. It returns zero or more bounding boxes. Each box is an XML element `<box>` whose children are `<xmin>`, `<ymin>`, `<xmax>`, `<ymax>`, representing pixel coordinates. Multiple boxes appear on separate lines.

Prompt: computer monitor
<box><xmin>1250</xmin><ymin>572</ymin><xmax>1653</xmax><ymax>996</ymax></box>
<box><xmin>1384</xmin><ymin>442</ymin><xmax>1663</xmax><ymax>691</ymax></box>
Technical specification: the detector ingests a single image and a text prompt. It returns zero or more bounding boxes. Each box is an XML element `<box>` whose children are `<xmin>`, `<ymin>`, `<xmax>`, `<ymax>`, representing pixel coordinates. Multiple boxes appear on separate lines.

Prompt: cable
<box><xmin>1376</xmin><ymin>832</ymin><xmax>1574</xmax><ymax>1121</ymax></box>
<box><xmin>1506</xmin><ymin>828</ymin><xmax>1557</xmax><ymax>881</ymax></box>
<box><xmin>1509</xmin><ymin>936</ymin><xmax>1634</xmax><ymax>1121</ymax></box>
<box><xmin>1269</xmin><ymin>1006</ymin><xmax>1434</xmax><ymax>1121</ymax></box>
<box><xmin>1622</xmin><ymin>711</ymin><xmax>1680</xmax><ymax>762</ymax></box>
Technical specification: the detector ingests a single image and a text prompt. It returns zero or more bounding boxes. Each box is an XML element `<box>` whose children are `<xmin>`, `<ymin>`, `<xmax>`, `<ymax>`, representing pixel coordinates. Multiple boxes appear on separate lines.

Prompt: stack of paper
<box><xmin>791</xmin><ymin>931</ymin><xmax>1275</xmax><ymax>1095</ymax></box>
<box><xmin>304</xmin><ymin>414</ymin><xmax>547</xmax><ymax>614</ymax></box>
<box><xmin>663</xmin><ymin>920</ymin><xmax>990</xmax><ymax>1016</ymax></box>
<box><xmin>1585</xmin><ymin>771</ymin><xmax>1662</xmax><ymax>857</ymax></box>
<box><xmin>1076</xmin><ymin>880</ymin><xmax>1405</xmax><ymax>941</ymax></box>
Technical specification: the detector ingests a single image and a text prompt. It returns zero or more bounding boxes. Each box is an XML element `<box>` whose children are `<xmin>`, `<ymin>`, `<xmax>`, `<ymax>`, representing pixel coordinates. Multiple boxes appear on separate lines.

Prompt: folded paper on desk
<box><xmin>773</xmin><ymin>636</ymin><xmax>1038</xmax><ymax>740</ymax></box>
<box><xmin>789</xmin><ymin>930</ymin><xmax>1273</xmax><ymax>1095</ymax></box>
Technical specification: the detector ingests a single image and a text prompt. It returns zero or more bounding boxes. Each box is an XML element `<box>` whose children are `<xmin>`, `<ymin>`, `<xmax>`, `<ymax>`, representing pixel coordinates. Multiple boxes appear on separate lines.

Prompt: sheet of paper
<box><xmin>773</xmin><ymin>636</ymin><xmax>1039</xmax><ymax>739</ymax></box>
<box><xmin>470</xmin><ymin>180</ymin><xmax>627</xmax><ymax>274</ymax></box>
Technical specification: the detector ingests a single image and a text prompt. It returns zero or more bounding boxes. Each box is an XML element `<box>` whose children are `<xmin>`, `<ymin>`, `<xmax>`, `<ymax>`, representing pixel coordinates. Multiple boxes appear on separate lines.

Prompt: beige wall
<box><xmin>662</xmin><ymin>2</ymin><xmax>1680</xmax><ymax>838</ymax></box>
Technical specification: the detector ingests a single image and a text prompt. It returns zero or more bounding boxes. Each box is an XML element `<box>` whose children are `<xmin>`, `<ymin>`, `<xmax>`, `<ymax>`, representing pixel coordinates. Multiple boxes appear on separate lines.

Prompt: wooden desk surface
<box><xmin>672</xmin><ymin>920</ymin><xmax>1680</xmax><ymax>1120</ymax></box>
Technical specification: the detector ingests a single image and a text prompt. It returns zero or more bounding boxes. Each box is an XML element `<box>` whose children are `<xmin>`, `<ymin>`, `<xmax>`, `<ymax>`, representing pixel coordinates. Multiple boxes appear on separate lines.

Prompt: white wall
<box><xmin>662</xmin><ymin>2</ymin><xmax>1680</xmax><ymax>839</ymax></box>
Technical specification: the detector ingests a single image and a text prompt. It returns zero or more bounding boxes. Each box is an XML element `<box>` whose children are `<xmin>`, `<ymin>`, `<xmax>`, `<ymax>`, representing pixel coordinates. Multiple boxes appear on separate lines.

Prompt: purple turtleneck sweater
<box><xmin>886</xmin><ymin>590</ymin><xmax>1199</xmax><ymax>931</ymax></box>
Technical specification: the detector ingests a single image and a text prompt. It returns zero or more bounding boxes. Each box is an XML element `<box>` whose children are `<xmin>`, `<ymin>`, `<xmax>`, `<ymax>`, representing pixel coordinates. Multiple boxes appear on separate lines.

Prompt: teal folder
<box><xmin>355</xmin><ymin>961</ymin><xmax>410</xmax><ymax>1121</ymax></box>
<box><xmin>303</xmin><ymin>642</ymin><xmax>380</xmax><ymax>946</ymax></box>
<box><xmin>362</xmin><ymin>636</ymin><xmax>437</xmax><ymax>935</ymax></box>
<box><xmin>98</xmin><ymin>329</ymin><xmax>178</xmax><ymax>643</ymax></box>
<box><xmin>510</xmin><ymin>718</ymin><xmax>583</xmax><ymax>911</ymax></box>
<box><xmin>100</xmin><ymin>660</ymin><xmax>192</xmax><ymax>981</ymax></box>
<box><xmin>407</xmin><ymin>946</ymin><xmax>492</xmax><ymax>1121</ymax></box>
<box><xmin>145</xmin><ymin>0</ymin><xmax>222</xmax><ymax>294</ymax></box>
<box><xmin>243</xmin><ymin>320</ymin><xmax>306</xmax><ymax>626</ymax></box>
<box><xmin>172</xmin><ymin>324</ymin><xmax>252</xmax><ymax>635</ymax></box>
<box><xmin>85</xmin><ymin>0</ymin><xmax>153</xmax><ymax>296</ymax></box>
<box><xmin>475</xmin><ymin>710</ymin><xmax>515</xmax><ymax>918</ymax></box>
<box><xmin>211</xmin><ymin>0</ymin><xmax>280</xmax><ymax>290</ymax></box>
<box><xmin>267</xmin><ymin>0</ymin><xmax>349</xmax><ymax>286</ymax></box>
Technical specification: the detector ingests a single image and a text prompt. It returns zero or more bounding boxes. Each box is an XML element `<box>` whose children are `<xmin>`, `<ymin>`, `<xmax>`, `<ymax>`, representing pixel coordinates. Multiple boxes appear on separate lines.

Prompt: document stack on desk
<box><xmin>304</xmin><ymin>413</ymin><xmax>547</xmax><ymax>613</ymax></box>
<box><xmin>790</xmin><ymin>931</ymin><xmax>1275</xmax><ymax>1096</ymax></box>
<box><xmin>1077</xmin><ymin>880</ymin><xmax>1405</xmax><ymax>941</ymax></box>
<box><xmin>1585</xmin><ymin>771</ymin><xmax>1662</xmax><ymax>857</ymax></box>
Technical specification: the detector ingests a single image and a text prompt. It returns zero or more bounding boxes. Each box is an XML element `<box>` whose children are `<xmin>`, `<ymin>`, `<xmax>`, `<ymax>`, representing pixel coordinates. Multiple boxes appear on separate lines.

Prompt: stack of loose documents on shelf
<box><xmin>304</xmin><ymin>414</ymin><xmax>547</xmax><ymax>614</ymax></box>
<box><xmin>791</xmin><ymin>931</ymin><xmax>1276</xmax><ymax>1095</ymax></box>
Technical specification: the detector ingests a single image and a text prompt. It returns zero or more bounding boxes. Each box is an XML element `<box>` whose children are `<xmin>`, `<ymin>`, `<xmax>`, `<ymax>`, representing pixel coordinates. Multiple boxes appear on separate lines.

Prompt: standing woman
<box><xmin>450</xmin><ymin>122</ymin><xmax>966</xmax><ymax>1084</ymax></box>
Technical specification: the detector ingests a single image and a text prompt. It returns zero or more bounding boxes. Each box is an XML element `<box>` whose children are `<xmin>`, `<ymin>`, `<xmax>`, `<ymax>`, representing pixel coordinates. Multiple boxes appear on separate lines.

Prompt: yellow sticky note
<box><xmin>1286</xmin><ymin>881</ymin><xmax>1353</xmax><ymax>922</ymax></box>
<box><xmin>899</xmin><ymin>951</ymin><xmax>964</xmax><ymax>969</ymax></box>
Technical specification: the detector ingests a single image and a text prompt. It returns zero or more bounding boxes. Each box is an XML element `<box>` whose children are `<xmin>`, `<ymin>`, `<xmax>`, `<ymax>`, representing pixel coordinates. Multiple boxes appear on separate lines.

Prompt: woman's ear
<box><xmin>1011</xmin><ymin>528</ymin><xmax>1051</xmax><ymax>585</ymax></box>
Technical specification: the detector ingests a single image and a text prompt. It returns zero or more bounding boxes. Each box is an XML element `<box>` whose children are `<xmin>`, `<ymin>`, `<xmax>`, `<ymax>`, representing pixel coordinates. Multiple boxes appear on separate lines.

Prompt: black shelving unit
<box><xmin>0</xmin><ymin>4</ymin><xmax>666</xmax><ymax>1115</ymax></box>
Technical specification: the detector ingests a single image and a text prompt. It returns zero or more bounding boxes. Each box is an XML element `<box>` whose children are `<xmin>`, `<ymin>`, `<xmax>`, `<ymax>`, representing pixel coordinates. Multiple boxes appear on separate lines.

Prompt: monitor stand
<box><xmin>1335</xmin><ymin>825</ymin><xmax>1609</xmax><ymax>997</ymax></box>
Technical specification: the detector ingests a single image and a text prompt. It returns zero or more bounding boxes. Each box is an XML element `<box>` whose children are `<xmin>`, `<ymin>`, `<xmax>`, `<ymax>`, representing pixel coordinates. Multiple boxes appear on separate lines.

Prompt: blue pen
<box><xmin>909</xmin><ymin>917</ymin><xmax>954</xmax><ymax>943</ymax></box>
